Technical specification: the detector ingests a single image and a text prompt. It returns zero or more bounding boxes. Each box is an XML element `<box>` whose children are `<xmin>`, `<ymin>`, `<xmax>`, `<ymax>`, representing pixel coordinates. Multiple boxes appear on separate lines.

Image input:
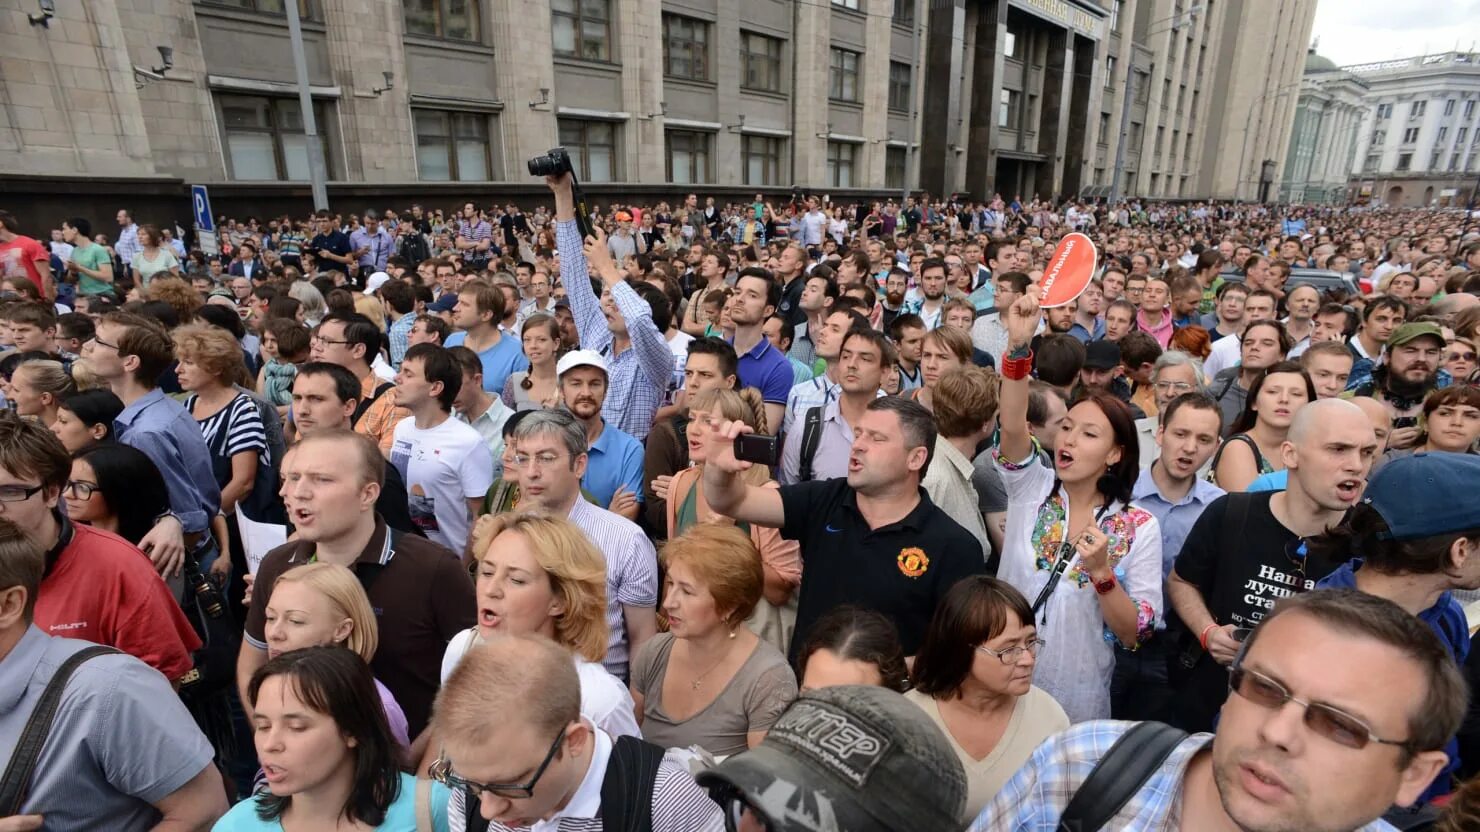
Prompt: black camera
<box><xmin>528</xmin><ymin>146</ymin><xmax>574</xmax><ymax>177</ymax></box>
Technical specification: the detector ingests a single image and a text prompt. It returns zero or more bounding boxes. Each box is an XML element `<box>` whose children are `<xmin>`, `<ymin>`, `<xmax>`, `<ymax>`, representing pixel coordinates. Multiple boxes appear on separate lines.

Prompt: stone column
<box><xmin>317</xmin><ymin>0</ymin><xmax>415</xmax><ymax>183</ymax></box>
<box><xmin>918</xmin><ymin>0</ymin><xmax>965</xmax><ymax>196</ymax></box>
<box><xmin>963</xmin><ymin>0</ymin><xmax>1007</xmax><ymax>198</ymax></box>
<box><xmin>489</xmin><ymin>0</ymin><xmax>557</xmax><ymax>177</ymax></box>
<box><xmin>616</xmin><ymin>0</ymin><xmax>664</xmax><ymax>183</ymax></box>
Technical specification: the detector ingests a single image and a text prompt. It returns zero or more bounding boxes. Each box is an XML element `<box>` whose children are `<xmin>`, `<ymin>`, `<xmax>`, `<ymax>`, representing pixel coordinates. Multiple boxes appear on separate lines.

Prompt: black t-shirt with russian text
<box><xmin>1166</xmin><ymin>491</ymin><xmax>1339</xmax><ymax>731</ymax></box>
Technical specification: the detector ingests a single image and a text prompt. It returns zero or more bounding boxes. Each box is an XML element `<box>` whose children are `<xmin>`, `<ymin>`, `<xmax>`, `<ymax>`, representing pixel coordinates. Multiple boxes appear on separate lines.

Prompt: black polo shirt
<box><xmin>779</xmin><ymin>478</ymin><xmax>984</xmax><ymax>661</ymax></box>
<box><xmin>244</xmin><ymin>516</ymin><xmax>474</xmax><ymax>736</ymax></box>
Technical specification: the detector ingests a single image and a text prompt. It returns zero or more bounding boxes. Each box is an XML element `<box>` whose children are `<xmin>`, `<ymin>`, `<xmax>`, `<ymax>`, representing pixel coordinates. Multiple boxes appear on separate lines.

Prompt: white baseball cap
<box><xmin>556</xmin><ymin>349</ymin><xmax>608</xmax><ymax>377</ymax></box>
<box><xmin>365</xmin><ymin>271</ymin><xmax>391</xmax><ymax>293</ymax></box>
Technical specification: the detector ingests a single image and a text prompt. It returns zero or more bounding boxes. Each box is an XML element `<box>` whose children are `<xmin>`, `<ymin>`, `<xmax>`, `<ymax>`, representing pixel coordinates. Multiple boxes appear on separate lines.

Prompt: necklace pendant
<box><xmin>691</xmin><ymin>679</ymin><xmax>701</xmax><ymax>689</ymax></box>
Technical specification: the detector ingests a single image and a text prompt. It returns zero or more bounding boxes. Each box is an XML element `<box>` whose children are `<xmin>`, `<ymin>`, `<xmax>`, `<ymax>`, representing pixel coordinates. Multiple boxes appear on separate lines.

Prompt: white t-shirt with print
<box><xmin>389</xmin><ymin>415</ymin><xmax>494</xmax><ymax>553</ymax></box>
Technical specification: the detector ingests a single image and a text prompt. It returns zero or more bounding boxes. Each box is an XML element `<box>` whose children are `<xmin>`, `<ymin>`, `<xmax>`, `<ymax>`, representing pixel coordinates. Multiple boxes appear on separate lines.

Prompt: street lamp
<box><xmin>1109</xmin><ymin>6</ymin><xmax>1204</xmax><ymax>207</ymax></box>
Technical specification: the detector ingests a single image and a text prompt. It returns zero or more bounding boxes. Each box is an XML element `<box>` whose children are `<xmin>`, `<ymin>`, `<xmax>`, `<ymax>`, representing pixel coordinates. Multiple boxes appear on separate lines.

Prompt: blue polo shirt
<box><xmin>1131</xmin><ymin>468</ymin><xmax>1226</xmax><ymax>580</ymax></box>
<box><xmin>581</xmin><ymin>421</ymin><xmax>644</xmax><ymax>508</ymax></box>
<box><xmin>733</xmin><ymin>336</ymin><xmax>795</xmax><ymax>405</ymax></box>
<box><xmin>1246</xmin><ymin>470</ymin><xmax>1287</xmax><ymax>492</ymax></box>
<box><xmin>444</xmin><ymin>331</ymin><xmax>529</xmax><ymax>395</ymax></box>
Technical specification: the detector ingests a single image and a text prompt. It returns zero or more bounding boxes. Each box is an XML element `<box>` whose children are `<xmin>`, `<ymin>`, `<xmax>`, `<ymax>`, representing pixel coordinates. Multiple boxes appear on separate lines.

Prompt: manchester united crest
<box><xmin>897</xmin><ymin>547</ymin><xmax>929</xmax><ymax>578</ymax></box>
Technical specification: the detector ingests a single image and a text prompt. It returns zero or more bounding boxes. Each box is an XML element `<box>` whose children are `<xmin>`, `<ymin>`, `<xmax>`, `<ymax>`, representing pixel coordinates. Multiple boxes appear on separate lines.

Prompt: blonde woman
<box><xmin>354</xmin><ymin>292</ymin><xmax>387</xmax><ymax>331</ymax></box>
<box><xmin>434</xmin><ymin>512</ymin><xmax>638</xmax><ymax>830</ymax></box>
<box><xmin>262</xmin><ymin>562</ymin><xmax>410</xmax><ymax>747</ymax></box>
<box><xmin>656</xmin><ymin>386</ymin><xmax>800</xmax><ymax>653</ymax></box>
<box><xmin>9</xmin><ymin>359</ymin><xmax>74</xmax><ymax>427</ymax></box>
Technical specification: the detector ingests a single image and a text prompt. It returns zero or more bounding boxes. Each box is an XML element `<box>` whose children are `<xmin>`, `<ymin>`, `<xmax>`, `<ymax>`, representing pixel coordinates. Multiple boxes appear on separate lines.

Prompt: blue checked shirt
<box><xmin>387</xmin><ymin>313</ymin><xmax>415</xmax><ymax>368</ymax></box>
<box><xmin>556</xmin><ymin>219</ymin><xmax>673</xmax><ymax>440</ymax></box>
<box><xmin>971</xmin><ymin>721</ymin><xmax>1396</xmax><ymax>831</ymax></box>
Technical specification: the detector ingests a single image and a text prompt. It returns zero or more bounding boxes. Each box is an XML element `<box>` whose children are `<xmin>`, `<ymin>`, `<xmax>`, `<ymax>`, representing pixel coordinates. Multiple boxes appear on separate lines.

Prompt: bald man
<box><xmin>1164</xmin><ymin>398</ymin><xmax>1379</xmax><ymax>732</ymax></box>
<box><xmin>1245</xmin><ymin>395</ymin><xmax>1390</xmax><ymax>492</ymax></box>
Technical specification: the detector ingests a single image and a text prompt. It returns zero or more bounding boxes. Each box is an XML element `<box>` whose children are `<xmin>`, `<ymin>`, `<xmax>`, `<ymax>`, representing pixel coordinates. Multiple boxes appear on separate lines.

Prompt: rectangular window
<box><xmin>1003</xmin><ymin>31</ymin><xmax>1017</xmax><ymax>59</ymax></box>
<box><xmin>832</xmin><ymin>0</ymin><xmax>860</xmax><ymax>8</ymax></box>
<box><xmin>1409</xmin><ymin>100</ymin><xmax>1426</xmax><ymax>119</ymax></box>
<box><xmin>201</xmin><ymin>0</ymin><xmax>314</xmax><ymax>17</ymax></box>
<box><xmin>218</xmin><ymin>94</ymin><xmax>333</xmax><ymax>181</ymax></box>
<box><xmin>742</xmin><ymin>135</ymin><xmax>783</xmax><ymax>186</ymax></box>
<box><xmin>1133</xmin><ymin>71</ymin><xmax>1148</xmax><ymax>103</ymax></box>
<box><xmin>1437</xmin><ymin>126</ymin><xmax>1449</xmax><ymax>142</ymax></box>
<box><xmin>1128</xmin><ymin>120</ymin><xmax>1142</xmax><ymax>147</ymax></box>
<box><xmin>740</xmin><ymin>32</ymin><xmax>783</xmax><ymax>92</ymax></box>
<box><xmin>888</xmin><ymin>62</ymin><xmax>912</xmax><ymax>112</ymax></box>
<box><xmin>1403</xmin><ymin>127</ymin><xmax>1420</xmax><ymax>143</ymax></box>
<box><xmin>893</xmin><ymin>0</ymin><xmax>914</xmax><ymax>26</ymax></box>
<box><xmin>1460</xmin><ymin>127</ymin><xmax>1471</xmax><ymax>145</ymax></box>
<box><xmin>826</xmin><ymin>141</ymin><xmax>856</xmax><ymax>187</ymax></box>
<box><xmin>403</xmin><ymin>0</ymin><xmax>478</xmax><ymax>41</ymax></box>
<box><xmin>662</xmin><ymin>14</ymin><xmax>709</xmax><ymax>81</ymax></box>
<box><xmin>1372</xmin><ymin>129</ymin><xmax>1385</xmax><ymax>145</ymax></box>
<box><xmin>413</xmin><ymin>109</ymin><xmax>491</xmax><ymax>181</ymax></box>
<box><xmin>1451</xmin><ymin>153</ymin><xmax>1462</xmax><ymax>171</ymax></box>
<box><xmin>1105</xmin><ymin>55</ymin><xmax>1116</xmax><ymax>86</ymax></box>
<box><xmin>999</xmin><ymin>89</ymin><xmax>1019</xmax><ymax>128</ymax></box>
<box><xmin>1396</xmin><ymin>152</ymin><xmax>1412</xmax><ymax>171</ymax></box>
<box><xmin>1444</xmin><ymin>99</ymin><xmax>1456</xmax><ymax>116</ymax></box>
<box><xmin>1110</xmin><ymin>0</ymin><xmax>1122</xmax><ymax>31</ymax></box>
<box><xmin>665</xmin><ymin>130</ymin><xmax>711</xmax><ymax>184</ymax></box>
<box><xmin>829</xmin><ymin>48</ymin><xmax>860</xmax><ymax>102</ymax></box>
<box><xmin>885</xmin><ymin>146</ymin><xmax>907</xmax><ymax>189</ymax></box>
<box><xmin>1098</xmin><ymin>112</ymin><xmax>1111</xmax><ymax>144</ymax></box>
<box><xmin>1363</xmin><ymin>153</ymin><xmax>1379</xmax><ymax>172</ymax></box>
<box><xmin>556</xmin><ymin>119</ymin><xmax>617</xmax><ymax>182</ymax></box>
<box><xmin>1466</xmin><ymin>101</ymin><xmax>1477</xmax><ymax>119</ymax></box>
<box><xmin>551</xmin><ymin>0</ymin><xmax>610</xmax><ymax>61</ymax></box>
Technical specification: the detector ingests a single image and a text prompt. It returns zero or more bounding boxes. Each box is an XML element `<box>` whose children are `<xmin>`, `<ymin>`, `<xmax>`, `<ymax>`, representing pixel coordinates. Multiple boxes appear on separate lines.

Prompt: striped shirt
<box><xmin>187</xmin><ymin>392</ymin><xmax>268</xmax><ymax>469</ymax></box>
<box><xmin>456</xmin><ymin>218</ymin><xmax>494</xmax><ymax>264</ymax></box>
<box><xmin>567</xmin><ymin>498</ymin><xmax>658</xmax><ymax>681</ymax></box>
<box><xmin>482</xmin><ymin>724</ymin><xmax>724</xmax><ymax>832</ymax></box>
<box><xmin>115</xmin><ymin>222</ymin><xmax>142</xmax><ymax>266</ymax></box>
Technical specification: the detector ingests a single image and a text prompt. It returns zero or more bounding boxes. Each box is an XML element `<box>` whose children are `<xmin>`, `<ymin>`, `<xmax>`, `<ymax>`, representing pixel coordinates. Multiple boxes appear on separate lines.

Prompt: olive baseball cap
<box><xmin>1387</xmin><ymin>321</ymin><xmax>1445</xmax><ymax>350</ymax></box>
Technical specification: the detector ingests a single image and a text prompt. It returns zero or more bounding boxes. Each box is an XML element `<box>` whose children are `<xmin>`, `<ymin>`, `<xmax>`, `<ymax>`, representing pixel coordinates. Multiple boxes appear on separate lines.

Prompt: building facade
<box><xmin>1345</xmin><ymin>51</ymin><xmax>1480</xmax><ymax>208</ymax></box>
<box><xmin>0</xmin><ymin>0</ymin><xmax>1319</xmax><ymax>224</ymax></box>
<box><xmin>1277</xmin><ymin>48</ymin><xmax>1368</xmax><ymax>204</ymax></box>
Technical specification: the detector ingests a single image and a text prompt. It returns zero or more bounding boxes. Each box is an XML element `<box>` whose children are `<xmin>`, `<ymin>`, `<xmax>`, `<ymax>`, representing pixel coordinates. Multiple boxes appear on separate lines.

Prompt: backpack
<box><xmin>797</xmin><ymin>405</ymin><xmax>824</xmax><ymax>482</ymax></box>
<box><xmin>352</xmin><ymin>380</ymin><xmax>396</xmax><ymax>427</ymax></box>
<box><xmin>464</xmin><ymin>735</ymin><xmax>664</xmax><ymax>832</ymax></box>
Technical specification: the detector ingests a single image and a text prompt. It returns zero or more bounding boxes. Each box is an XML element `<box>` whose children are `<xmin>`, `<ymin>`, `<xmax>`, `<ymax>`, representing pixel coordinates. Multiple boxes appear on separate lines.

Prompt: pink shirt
<box><xmin>1137</xmin><ymin>307</ymin><xmax>1174</xmax><ymax>348</ymax></box>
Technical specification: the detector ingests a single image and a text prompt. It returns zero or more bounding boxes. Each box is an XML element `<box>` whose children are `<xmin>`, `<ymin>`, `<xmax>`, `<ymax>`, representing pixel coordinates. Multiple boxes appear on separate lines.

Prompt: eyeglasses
<box><xmin>1229</xmin><ymin>666</ymin><xmax>1412</xmax><ymax>752</ymax></box>
<box><xmin>90</xmin><ymin>336</ymin><xmax>120</xmax><ymax>351</ymax></box>
<box><xmin>429</xmin><ymin>727</ymin><xmax>566</xmax><ymax>800</ymax></box>
<box><xmin>512</xmin><ymin>452</ymin><xmax>568</xmax><ymax>471</ymax></box>
<box><xmin>976</xmin><ymin>638</ymin><xmax>1046</xmax><ymax>665</ymax></box>
<box><xmin>311</xmin><ymin>335</ymin><xmax>349</xmax><ymax>347</ymax></box>
<box><xmin>0</xmin><ymin>484</ymin><xmax>45</xmax><ymax>503</ymax></box>
<box><xmin>63</xmin><ymin>480</ymin><xmax>99</xmax><ymax>499</ymax></box>
<box><xmin>1153</xmin><ymin>381</ymin><xmax>1195</xmax><ymax>395</ymax></box>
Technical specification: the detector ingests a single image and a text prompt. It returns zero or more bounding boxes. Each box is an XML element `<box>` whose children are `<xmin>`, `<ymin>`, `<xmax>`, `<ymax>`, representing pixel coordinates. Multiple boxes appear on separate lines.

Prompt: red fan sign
<box><xmin>1038</xmin><ymin>232</ymin><xmax>1098</xmax><ymax>308</ymax></box>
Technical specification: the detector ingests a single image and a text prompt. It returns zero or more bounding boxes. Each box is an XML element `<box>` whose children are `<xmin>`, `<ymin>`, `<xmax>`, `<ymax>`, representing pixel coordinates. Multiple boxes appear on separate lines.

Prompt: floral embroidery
<box><xmin>1030</xmin><ymin>500</ymin><xmax>1154</xmax><ymax>590</ymax></box>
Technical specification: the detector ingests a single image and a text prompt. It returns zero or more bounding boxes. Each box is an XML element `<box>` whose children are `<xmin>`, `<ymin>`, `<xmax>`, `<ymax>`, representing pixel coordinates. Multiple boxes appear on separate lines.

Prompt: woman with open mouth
<box><xmin>992</xmin><ymin>291</ymin><xmax>1163</xmax><ymax>723</ymax></box>
<box><xmin>1213</xmin><ymin>361</ymin><xmax>1317</xmax><ymax>493</ymax></box>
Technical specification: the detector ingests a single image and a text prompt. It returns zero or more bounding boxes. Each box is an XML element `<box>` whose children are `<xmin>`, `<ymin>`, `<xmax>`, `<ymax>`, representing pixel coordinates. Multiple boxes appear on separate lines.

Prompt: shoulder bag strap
<box><xmin>600</xmin><ymin>735</ymin><xmax>665</xmax><ymax>832</ymax></box>
<box><xmin>414</xmin><ymin>776</ymin><xmax>432</xmax><ymax>832</ymax></box>
<box><xmin>0</xmin><ymin>645</ymin><xmax>121</xmax><ymax>816</ymax></box>
<box><xmin>798</xmin><ymin>405</ymin><xmax>824</xmax><ymax>483</ymax></box>
<box><xmin>1057</xmin><ymin>722</ymin><xmax>1189</xmax><ymax>832</ymax></box>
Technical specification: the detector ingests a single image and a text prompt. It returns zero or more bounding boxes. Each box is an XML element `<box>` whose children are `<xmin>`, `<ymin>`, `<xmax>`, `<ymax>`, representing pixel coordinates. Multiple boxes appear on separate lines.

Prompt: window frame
<box><xmin>888</xmin><ymin>61</ymin><xmax>912</xmax><ymax>112</ymax></box>
<box><xmin>217</xmin><ymin>93</ymin><xmax>335</xmax><ymax>182</ymax></box>
<box><xmin>662</xmin><ymin>13</ymin><xmax>710</xmax><ymax>81</ymax></box>
<box><xmin>829</xmin><ymin>47</ymin><xmax>861</xmax><ymax>103</ymax></box>
<box><xmin>892</xmin><ymin>0</ymin><xmax>914</xmax><ymax>27</ymax></box>
<box><xmin>402</xmin><ymin>0</ymin><xmax>480</xmax><ymax>42</ymax></box>
<box><xmin>556</xmin><ymin>118</ymin><xmax>619</xmax><ymax>182</ymax></box>
<box><xmin>826</xmin><ymin>141</ymin><xmax>857</xmax><ymax>188</ymax></box>
<box><xmin>741</xmin><ymin>135</ymin><xmax>783</xmax><ymax>186</ymax></box>
<box><xmin>412</xmin><ymin>108</ymin><xmax>494</xmax><ymax>182</ymax></box>
<box><xmin>551</xmin><ymin>0</ymin><xmax>613</xmax><ymax>62</ymax></box>
<box><xmin>197</xmin><ymin>0</ymin><xmax>316</xmax><ymax>19</ymax></box>
<box><xmin>664</xmin><ymin>130</ymin><xmax>713</xmax><ymax>184</ymax></box>
<box><xmin>885</xmin><ymin>145</ymin><xmax>907</xmax><ymax>190</ymax></box>
<box><xmin>739</xmin><ymin>31</ymin><xmax>784</xmax><ymax>92</ymax></box>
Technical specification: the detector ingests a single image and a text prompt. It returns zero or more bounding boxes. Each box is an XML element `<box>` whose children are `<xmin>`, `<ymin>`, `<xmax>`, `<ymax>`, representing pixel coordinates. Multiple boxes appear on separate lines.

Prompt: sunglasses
<box><xmin>428</xmin><ymin>727</ymin><xmax>566</xmax><ymax>800</ymax></box>
<box><xmin>1229</xmin><ymin>666</ymin><xmax>1413</xmax><ymax>752</ymax></box>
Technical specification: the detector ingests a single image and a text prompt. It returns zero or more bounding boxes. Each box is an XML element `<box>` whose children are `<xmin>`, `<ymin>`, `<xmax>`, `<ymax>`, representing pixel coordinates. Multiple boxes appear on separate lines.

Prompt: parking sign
<box><xmin>191</xmin><ymin>185</ymin><xmax>219</xmax><ymax>256</ymax></box>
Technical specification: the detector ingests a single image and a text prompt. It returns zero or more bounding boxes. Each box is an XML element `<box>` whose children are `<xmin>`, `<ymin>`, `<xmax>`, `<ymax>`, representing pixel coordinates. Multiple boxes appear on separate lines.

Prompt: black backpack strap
<box><xmin>0</xmin><ymin>645</ymin><xmax>121</xmax><ymax>815</ymax></box>
<box><xmin>352</xmin><ymin>381</ymin><xmax>396</xmax><ymax>427</ymax></box>
<box><xmin>600</xmin><ymin>735</ymin><xmax>665</xmax><ymax>832</ymax></box>
<box><xmin>798</xmin><ymin>405</ymin><xmax>824</xmax><ymax>483</ymax></box>
<box><xmin>1057</xmin><ymin>722</ymin><xmax>1189</xmax><ymax>832</ymax></box>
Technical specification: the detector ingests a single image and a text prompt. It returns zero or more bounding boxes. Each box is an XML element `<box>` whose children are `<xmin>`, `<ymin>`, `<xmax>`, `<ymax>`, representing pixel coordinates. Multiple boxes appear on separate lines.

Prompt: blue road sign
<box><xmin>191</xmin><ymin>185</ymin><xmax>215</xmax><ymax>233</ymax></box>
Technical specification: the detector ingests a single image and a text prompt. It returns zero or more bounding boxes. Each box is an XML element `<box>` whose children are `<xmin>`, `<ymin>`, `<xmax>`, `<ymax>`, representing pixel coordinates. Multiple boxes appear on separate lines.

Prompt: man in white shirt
<box><xmin>389</xmin><ymin>343</ymin><xmax>494</xmax><ymax>553</ymax></box>
<box><xmin>800</xmin><ymin>198</ymin><xmax>828</xmax><ymax>250</ymax></box>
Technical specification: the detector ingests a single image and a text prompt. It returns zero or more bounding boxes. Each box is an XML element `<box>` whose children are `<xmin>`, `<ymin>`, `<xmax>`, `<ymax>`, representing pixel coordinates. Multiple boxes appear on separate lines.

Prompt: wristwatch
<box><xmin>1092</xmin><ymin>573</ymin><xmax>1118</xmax><ymax>595</ymax></box>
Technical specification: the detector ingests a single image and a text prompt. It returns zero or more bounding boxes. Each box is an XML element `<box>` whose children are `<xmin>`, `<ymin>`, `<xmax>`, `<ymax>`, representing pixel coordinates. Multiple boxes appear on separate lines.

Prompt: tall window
<box><xmin>1437</xmin><ymin>126</ymin><xmax>1448</xmax><ymax>142</ymax></box>
<box><xmin>556</xmin><ymin>119</ymin><xmax>617</xmax><ymax>181</ymax></box>
<box><xmin>1003</xmin><ymin>31</ymin><xmax>1017</xmax><ymax>58</ymax></box>
<box><xmin>1460</xmin><ymin>127</ymin><xmax>1471</xmax><ymax>145</ymax></box>
<box><xmin>665</xmin><ymin>131</ymin><xmax>711</xmax><ymax>183</ymax></box>
<box><xmin>888</xmin><ymin>62</ymin><xmax>912</xmax><ymax>112</ymax></box>
<box><xmin>885</xmin><ymin>146</ymin><xmax>907</xmax><ymax>189</ymax></box>
<box><xmin>552</xmin><ymin>0</ymin><xmax>610</xmax><ymax>61</ymax></box>
<box><xmin>1466</xmin><ymin>101</ymin><xmax>1477</xmax><ymax>119</ymax></box>
<box><xmin>403</xmin><ymin>0</ymin><xmax>478</xmax><ymax>41</ymax></box>
<box><xmin>1396</xmin><ymin>152</ymin><xmax>1412</xmax><ymax>171</ymax></box>
<box><xmin>1098</xmin><ymin>113</ymin><xmax>1110</xmax><ymax>144</ymax></box>
<box><xmin>413</xmin><ymin>109</ymin><xmax>491</xmax><ymax>181</ymax></box>
<box><xmin>1444</xmin><ymin>99</ymin><xmax>1456</xmax><ymax>116</ymax></box>
<box><xmin>218</xmin><ymin>94</ymin><xmax>333</xmax><ymax>181</ymax></box>
<box><xmin>740</xmin><ymin>32</ymin><xmax>783</xmax><ymax>92</ymax></box>
<box><xmin>1105</xmin><ymin>55</ymin><xmax>1116</xmax><ymax>85</ymax></box>
<box><xmin>1376</xmin><ymin>102</ymin><xmax>1392</xmax><ymax>119</ymax></box>
<box><xmin>829</xmin><ymin>48</ymin><xmax>860</xmax><ymax>102</ymax></box>
<box><xmin>1110</xmin><ymin>0</ymin><xmax>1122</xmax><ymax>31</ymax></box>
<box><xmin>1409</xmin><ymin>100</ymin><xmax>1426</xmax><ymax>120</ymax></box>
<box><xmin>1402</xmin><ymin>127</ymin><xmax>1419</xmax><ymax>144</ymax></box>
<box><xmin>742</xmin><ymin>135</ymin><xmax>782</xmax><ymax>185</ymax></box>
<box><xmin>826</xmin><ymin>141</ymin><xmax>856</xmax><ymax>187</ymax></box>
<box><xmin>832</xmin><ymin>0</ymin><xmax>860</xmax><ymax>8</ymax></box>
<box><xmin>201</xmin><ymin>0</ymin><xmax>315</xmax><ymax>17</ymax></box>
<box><xmin>999</xmin><ymin>89</ymin><xmax>1019</xmax><ymax>128</ymax></box>
<box><xmin>893</xmin><ymin>0</ymin><xmax>914</xmax><ymax>26</ymax></box>
<box><xmin>663</xmin><ymin>15</ymin><xmax>709</xmax><ymax>81</ymax></box>
<box><xmin>1363</xmin><ymin>153</ymin><xmax>1379</xmax><ymax>173</ymax></box>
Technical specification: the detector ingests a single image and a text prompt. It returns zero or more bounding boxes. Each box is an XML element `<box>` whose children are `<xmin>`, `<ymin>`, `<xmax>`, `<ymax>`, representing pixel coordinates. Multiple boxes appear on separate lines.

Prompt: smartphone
<box><xmin>733</xmin><ymin>433</ymin><xmax>780</xmax><ymax>468</ymax></box>
<box><xmin>1393</xmin><ymin>416</ymin><xmax>1419</xmax><ymax>429</ymax></box>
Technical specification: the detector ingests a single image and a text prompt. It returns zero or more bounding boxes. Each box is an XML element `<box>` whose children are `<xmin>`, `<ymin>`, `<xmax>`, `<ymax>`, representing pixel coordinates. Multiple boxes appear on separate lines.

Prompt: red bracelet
<box><xmin>1199</xmin><ymin>623</ymin><xmax>1219</xmax><ymax>652</ymax></box>
<box><xmin>1000</xmin><ymin>350</ymin><xmax>1033</xmax><ymax>381</ymax></box>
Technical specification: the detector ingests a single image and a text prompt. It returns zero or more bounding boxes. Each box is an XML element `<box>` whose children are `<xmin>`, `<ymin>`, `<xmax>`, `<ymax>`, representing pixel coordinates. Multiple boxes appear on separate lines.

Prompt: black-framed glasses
<box><xmin>90</xmin><ymin>336</ymin><xmax>120</xmax><ymax>351</ymax></box>
<box><xmin>428</xmin><ymin>727</ymin><xmax>566</xmax><ymax>800</ymax></box>
<box><xmin>311</xmin><ymin>335</ymin><xmax>350</xmax><ymax>347</ymax></box>
<box><xmin>976</xmin><ymin>638</ymin><xmax>1046</xmax><ymax>665</ymax></box>
<box><xmin>64</xmin><ymin>480</ymin><xmax>99</xmax><ymax>499</ymax></box>
<box><xmin>0</xmin><ymin>484</ymin><xmax>45</xmax><ymax>503</ymax></box>
<box><xmin>1229</xmin><ymin>666</ymin><xmax>1413</xmax><ymax>752</ymax></box>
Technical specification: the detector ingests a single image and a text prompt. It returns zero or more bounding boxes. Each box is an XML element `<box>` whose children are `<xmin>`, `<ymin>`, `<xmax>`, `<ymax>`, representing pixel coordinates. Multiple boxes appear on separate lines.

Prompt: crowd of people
<box><xmin>1</xmin><ymin>183</ymin><xmax>1480</xmax><ymax>832</ymax></box>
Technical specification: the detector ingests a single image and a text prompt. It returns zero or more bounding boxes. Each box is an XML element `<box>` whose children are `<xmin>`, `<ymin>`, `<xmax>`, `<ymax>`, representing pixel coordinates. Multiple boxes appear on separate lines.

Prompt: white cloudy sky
<box><xmin>1309</xmin><ymin>0</ymin><xmax>1480</xmax><ymax>67</ymax></box>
